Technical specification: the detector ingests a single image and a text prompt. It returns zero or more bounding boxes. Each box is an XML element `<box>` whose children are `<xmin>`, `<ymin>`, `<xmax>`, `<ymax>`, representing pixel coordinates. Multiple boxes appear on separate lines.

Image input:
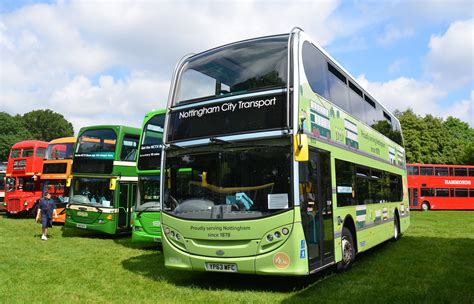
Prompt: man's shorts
<box><xmin>41</xmin><ymin>216</ymin><xmax>53</xmax><ymax>228</ymax></box>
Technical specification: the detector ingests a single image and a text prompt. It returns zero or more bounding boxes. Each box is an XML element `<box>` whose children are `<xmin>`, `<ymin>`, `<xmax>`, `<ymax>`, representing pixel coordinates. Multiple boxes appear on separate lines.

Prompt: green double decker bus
<box><xmin>160</xmin><ymin>28</ymin><xmax>410</xmax><ymax>275</ymax></box>
<box><xmin>65</xmin><ymin>125</ymin><xmax>141</xmax><ymax>234</ymax></box>
<box><xmin>132</xmin><ymin>109</ymin><xmax>166</xmax><ymax>243</ymax></box>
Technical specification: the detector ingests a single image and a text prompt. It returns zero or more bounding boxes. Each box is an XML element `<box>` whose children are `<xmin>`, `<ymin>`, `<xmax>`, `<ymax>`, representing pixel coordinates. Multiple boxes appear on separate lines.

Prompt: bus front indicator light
<box><xmin>164</xmin><ymin>227</ymin><xmax>170</xmax><ymax>234</ymax></box>
<box><xmin>282</xmin><ymin>228</ymin><xmax>289</xmax><ymax>235</ymax></box>
<box><xmin>106</xmin><ymin>214</ymin><xmax>113</xmax><ymax>220</ymax></box>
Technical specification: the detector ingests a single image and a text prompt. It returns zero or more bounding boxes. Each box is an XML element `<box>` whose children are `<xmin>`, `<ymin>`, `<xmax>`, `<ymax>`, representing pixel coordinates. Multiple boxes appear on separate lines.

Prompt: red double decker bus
<box><xmin>5</xmin><ymin>140</ymin><xmax>48</xmax><ymax>215</ymax></box>
<box><xmin>407</xmin><ymin>164</ymin><xmax>474</xmax><ymax>211</ymax></box>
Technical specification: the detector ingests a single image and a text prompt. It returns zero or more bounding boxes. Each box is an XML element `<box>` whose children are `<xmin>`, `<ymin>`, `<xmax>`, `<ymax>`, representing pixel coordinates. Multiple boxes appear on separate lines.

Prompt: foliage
<box><xmin>0</xmin><ymin>112</ymin><xmax>33</xmax><ymax>161</ymax></box>
<box><xmin>21</xmin><ymin>109</ymin><xmax>74</xmax><ymax>142</ymax></box>
<box><xmin>0</xmin><ymin>212</ymin><xmax>472</xmax><ymax>303</ymax></box>
<box><xmin>397</xmin><ymin>109</ymin><xmax>474</xmax><ymax>164</ymax></box>
<box><xmin>0</xmin><ymin>110</ymin><xmax>74</xmax><ymax>161</ymax></box>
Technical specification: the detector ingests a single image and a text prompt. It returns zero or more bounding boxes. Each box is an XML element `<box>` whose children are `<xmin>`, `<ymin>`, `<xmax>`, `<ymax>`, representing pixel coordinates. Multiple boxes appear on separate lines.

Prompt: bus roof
<box><xmin>49</xmin><ymin>137</ymin><xmax>76</xmax><ymax>144</ymax></box>
<box><xmin>78</xmin><ymin>125</ymin><xmax>141</xmax><ymax>135</ymax></box>
<box><xmin>11</xmin><ymin>140</ymin><xmax>48</xmax><ymax>150</ymax></box>
<box><xmin>408</xmin><ymin>163</ymin><xmax>474</xmax><ymax>168</ymax></box>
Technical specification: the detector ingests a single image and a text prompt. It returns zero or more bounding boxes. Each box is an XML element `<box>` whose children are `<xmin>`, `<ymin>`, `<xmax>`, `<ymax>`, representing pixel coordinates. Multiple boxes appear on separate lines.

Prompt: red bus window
<box><xmin>420</xmin><ymin>167</ymin><xmax>434</xmax><ymax>176</ymax></box>
<box><xmin>421</xmin><ymin>188</ymin><xmax>434</xmax><ymax>197</ymax></box>
<box><xmin>470</xmin><ymin>189</ymin><xmax>474</xmax><ymax>197</ymax></box>
<box><xmin>454</xmin><ymin>168</ymin><xmax>468</xmax><ymax>176</ymax></box>
<box><xmin>469</xmin><ymin>168</ymin><xmax>474</xmax><ymax>177</ymax></box>
<box><xmin>407</xmin><ymin>166</ymin><xmax>419</xmax><ymax>175</ymax></box>
<box><xmin>455</xmin><ymin>188</ymin><xmax>468</xmax><ymax>197</ymax></box>
<box><xmin>10</xmin><ymin>149</ymin><xmax>21</xmax><ymax>158</ymax></box>
<box><xmin>435</xmin><ymin>188</ymin><xmax>449</xmax><ymax>197</ymax></box>
<box><xmin>22</xmin><ymin>149</ymin><xmax>34</xmax><ymax>157</ymax></box>
<box><xmin>435</xmin><ymin>167</ymin><xmax>448</xmax><ymax>176</ymax></box>
<box><xmin>36</xmin><ymin>148</ymin><xmax>46</xmax><ymax>158</ymax></box>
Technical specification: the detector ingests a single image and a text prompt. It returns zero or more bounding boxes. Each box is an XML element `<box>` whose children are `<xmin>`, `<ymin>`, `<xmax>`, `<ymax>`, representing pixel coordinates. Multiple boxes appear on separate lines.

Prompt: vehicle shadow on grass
<box><xmin>121</xmin><ymin>251</ymin><xmax>335</xmax><ymax>293</ymax></box>
<box><xmin>122</xmin><ymin>235</ymin><xmax>474</xmax><ymax>298</ymax></box>
<box><xmin>281</xmin><ymin>236</ymin><xmax>474</xmax><ymax>303</ymax></box>
<box><xmin>60</xmin><ymin>225</ymin><xmax>159</xmax><ymax>250</ymax></box>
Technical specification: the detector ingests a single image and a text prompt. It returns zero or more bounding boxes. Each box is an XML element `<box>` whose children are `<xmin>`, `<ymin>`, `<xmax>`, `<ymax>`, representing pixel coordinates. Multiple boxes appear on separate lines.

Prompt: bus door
<box><xmin>118</xmin><ymin>183</ymin><xmax>136</xmax><ymax>230</ymax></box>
<box><xmin>300</xmin><ymin>149</ymin><xmax>334</xmax><ymax>271</ymax></box>
<box><xmin>409</xmin><ymin>188</ymin><xmax>418</xmax><ymax>208</ymax></box>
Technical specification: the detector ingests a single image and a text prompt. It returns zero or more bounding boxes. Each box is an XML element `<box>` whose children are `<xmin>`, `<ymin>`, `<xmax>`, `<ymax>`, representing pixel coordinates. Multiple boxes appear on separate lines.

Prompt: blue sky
<box><xmin>0</xmin><ymin>0</ymin><xmax>472</xmax><ymax>131</ymax></box>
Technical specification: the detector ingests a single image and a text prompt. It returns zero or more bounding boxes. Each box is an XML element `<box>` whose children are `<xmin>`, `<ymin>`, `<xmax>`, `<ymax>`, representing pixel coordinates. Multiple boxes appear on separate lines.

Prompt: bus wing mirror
<box><xmin>66</xmin><ymin>177</ymin><xmax>72</xmax><ymax>187</ymax></box>
<box><xmin>294</xmin><ymin>134</ymin><xmax>309</xmax><ymax>162</ymax></box>
<box><xmin>109</xmin><ymin>178</ymin><xmax>117</xmax><ymax>190</ymax></box>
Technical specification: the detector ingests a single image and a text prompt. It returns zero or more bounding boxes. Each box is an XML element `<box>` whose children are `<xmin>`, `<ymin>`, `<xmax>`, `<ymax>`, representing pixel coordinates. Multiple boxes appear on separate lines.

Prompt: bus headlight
<box><xmin>24</xmin><ymin>201</ymin><xmax>29</xmax><ymax>206</ymax></box>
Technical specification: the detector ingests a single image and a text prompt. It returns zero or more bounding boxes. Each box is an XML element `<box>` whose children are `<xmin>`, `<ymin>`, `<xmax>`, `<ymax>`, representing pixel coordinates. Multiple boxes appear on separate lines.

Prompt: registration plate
<box><xmin>77</xmin><ymin>211</ymin><xmax>88</xmax><ymax>217</ymax></box>
<box><xmin>76</xmin><ymin>223</ymin><xmax>87</xmax><ymax>229</ymax></box>
<box><xmin>205</xmin><ymin>263</ymin><xmax>237</xmax><ymax>273</ymax></box>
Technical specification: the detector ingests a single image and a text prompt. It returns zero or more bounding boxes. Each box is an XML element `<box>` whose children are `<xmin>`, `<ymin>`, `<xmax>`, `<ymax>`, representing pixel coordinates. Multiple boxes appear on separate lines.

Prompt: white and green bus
<box><xmin>160</xmin><ymin>28</ymin><xmax>410</xmax><ymax>275</ymax></box>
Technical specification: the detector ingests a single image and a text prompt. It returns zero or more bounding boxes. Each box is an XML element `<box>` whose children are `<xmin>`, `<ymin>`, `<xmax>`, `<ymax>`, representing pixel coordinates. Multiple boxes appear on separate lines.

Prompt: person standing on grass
<box><xmin>35</xmin><ymin>192</ymin><xmax>57</xmax><ymax>240</ymax></box>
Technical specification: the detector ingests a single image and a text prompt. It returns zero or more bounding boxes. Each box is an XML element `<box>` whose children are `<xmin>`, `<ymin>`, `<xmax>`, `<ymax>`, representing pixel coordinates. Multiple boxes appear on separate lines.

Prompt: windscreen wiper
<box><xmin>137</xmin><ymin>205</ymin><xmax>159</xmax><ymax>218</ymax></box>
<box><xmin>209</xmin><ymin>137</ymin><xmax>229</xmax><ymax>144</ymax></box>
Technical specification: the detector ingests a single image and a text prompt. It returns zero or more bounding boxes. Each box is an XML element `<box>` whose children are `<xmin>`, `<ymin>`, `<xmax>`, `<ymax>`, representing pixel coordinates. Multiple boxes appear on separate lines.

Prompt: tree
<box><xmin>0</xmin><ymin>112</ymin><xmax>33</xmax><ymax>161</ymax></box>
<box><xmin>397</xmin><ymin>109</ymin><xmax>473</xmax><ymax>165</ymax></box>
<box><xmin>0</xmin><ymin>109</ymin><xmax>74</xmax><ymax>162</ymax></box>
<box><xmin>21</xmin><ymin>109</ymin><xmax>74</xmax><ymax>142</ymax></box>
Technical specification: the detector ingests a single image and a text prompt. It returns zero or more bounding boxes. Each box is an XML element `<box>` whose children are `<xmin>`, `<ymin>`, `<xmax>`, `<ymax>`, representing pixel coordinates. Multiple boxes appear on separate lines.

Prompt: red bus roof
<box><xmin>407</xmin><ymin>163</ymin><xmax>474</xmax><ymax>169</ymax></box>
<box><xmin>11</xmin><ymin>140</ymin><xmax>49</xmax><ymax>150</ymax></box>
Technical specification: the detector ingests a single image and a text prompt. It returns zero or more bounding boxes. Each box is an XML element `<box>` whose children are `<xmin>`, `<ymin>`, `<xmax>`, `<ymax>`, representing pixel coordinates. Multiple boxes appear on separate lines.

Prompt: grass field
<box><xmin>0</xmin><ymin>211</ymin><xmax>473</xmax><ymax>303</ymax></box>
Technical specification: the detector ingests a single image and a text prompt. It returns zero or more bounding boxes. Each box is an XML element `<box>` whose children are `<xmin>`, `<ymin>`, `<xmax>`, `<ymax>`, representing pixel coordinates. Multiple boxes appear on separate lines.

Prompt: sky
<box><xmin>0</xmin><ymin>0</ymin><xmax>473</xmax><ymax>132</ymax></box>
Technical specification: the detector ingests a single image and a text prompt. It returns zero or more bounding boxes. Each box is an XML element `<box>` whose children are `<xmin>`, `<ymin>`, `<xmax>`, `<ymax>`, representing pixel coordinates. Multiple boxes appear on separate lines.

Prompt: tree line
<box><xmin>0</xmin><ymin>110</ymin><xmax>74</xmax><ymax>161</ymax></box>
<box><xmin>0</xmin><ymin>108</ymin><xmax>472</xmax><ymax>165</ymax></box>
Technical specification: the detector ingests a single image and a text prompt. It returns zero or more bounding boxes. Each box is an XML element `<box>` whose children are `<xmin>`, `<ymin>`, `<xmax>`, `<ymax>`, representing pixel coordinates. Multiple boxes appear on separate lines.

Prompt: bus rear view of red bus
<box><xmin>407</xmin><ymin>164</ymin><xmax>474</xmax><ymax>210</ymax></box>
<box><xmin>5</xmin><ymin>140</ymin><xmax>48</xmax><ymax>215</ymax></box>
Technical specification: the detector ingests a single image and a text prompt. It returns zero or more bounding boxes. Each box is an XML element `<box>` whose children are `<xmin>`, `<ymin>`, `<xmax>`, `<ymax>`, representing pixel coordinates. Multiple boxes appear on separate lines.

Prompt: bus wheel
<box><xmin>337</xmin><ymin>227</ymin><xmax>355</xmax><ymax>271</ymax></box>
<box><xmin>421</xmin><ymin>202</ymin><xmax>430</xmax><ymax>211</ymax></box>
<box><xmin>393</xmin><ymin>215</ymin><xmax>400</xmax><ymax>240</ymax></box>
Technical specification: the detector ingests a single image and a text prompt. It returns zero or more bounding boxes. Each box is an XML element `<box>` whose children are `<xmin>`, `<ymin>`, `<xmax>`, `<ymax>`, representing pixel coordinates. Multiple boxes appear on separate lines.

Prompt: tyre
<box><xmin>421</xmin><ymin>202</ymin><xmax>430</xmax><ymax>211</ymax></box>
<box><xmin>393</xmin><ymin>215</ymin><xmax>400</xmax><ymax>240</ymax></box>
<box><xmin>337</xmin><ymin>227</ymin><xmax>355</xmax><ymax>271</ymax></box>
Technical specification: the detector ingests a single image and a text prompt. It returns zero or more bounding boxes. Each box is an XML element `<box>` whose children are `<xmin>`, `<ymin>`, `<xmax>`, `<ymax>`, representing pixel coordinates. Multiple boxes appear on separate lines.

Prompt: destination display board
<box><xmin>138</xmin><ymin>144</ymin><xmax>162</xmax><ymax>170</ymax></box>
<box><xmin>167</xmin><ymin>92</ymin><xmax>287</xmax><ymax>142</ymax></box>
<box><xmin>72</xmin><ymin>152</ymin><xmax>115</xmax><ymax>174</ymax></box>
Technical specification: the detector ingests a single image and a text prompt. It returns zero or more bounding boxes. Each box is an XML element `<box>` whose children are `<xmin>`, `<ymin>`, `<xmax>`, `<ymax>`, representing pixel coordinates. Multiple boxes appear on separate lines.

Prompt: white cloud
<box><xmin>1</xmin><ymin>0</ymin><xmax>342</xmax><ymax>132</ymax></box>
<box><xmin>445</xmin><ymin>90</ymin><xmax>474</xmax><ymax>126</ymax></box>
<box><xmin>50</xmin><ymin>72</ymin><xmax>170</xmax><ymax>132</ymax></box>
<box><xmin>388</xmin><ymin>58</ymin><xmax>408</xmax><ymax>74</ymax></box>
<box><xmin>377</xmin><ymin>24</ymin><xmax>414</xmax><ymax>45</ymax></box>
<box><xmin>356</xmin><ymin>75</ymin><xmax>446</xmax><ymax>115</ymax></box>
<box><xmin>425</xmin><ymin>18</ymin><xmax>474</xmax><ymax>89</ymax></box>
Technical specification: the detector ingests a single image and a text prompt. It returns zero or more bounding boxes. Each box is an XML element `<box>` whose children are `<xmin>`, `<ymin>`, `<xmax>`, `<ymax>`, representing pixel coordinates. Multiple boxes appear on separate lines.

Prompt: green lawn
<box><xmin>0</xmin><ymin>211</ymin><xmax>473</xmax><ymax>303</ymax></box>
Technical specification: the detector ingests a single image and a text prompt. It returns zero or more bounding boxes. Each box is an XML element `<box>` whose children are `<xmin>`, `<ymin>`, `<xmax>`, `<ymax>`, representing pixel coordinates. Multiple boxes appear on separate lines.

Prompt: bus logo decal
<box><xmin>273</xmin><ymin>252</ymin><xmax>290</xmax><ymax>269</ymax></box>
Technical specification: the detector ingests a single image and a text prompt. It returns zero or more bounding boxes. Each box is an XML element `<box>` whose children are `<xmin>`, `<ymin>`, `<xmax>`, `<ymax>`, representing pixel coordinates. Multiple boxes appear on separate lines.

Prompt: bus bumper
<box><xmin>65</xmin><ymin>218</ymin><xmax>117</xmax><ymax>234</ymax></box>
<box><xmin>132</xmin><ymin>229</ymin><xmax>161</xmax><ymax>243</ymax></box>
<box><xmin>162</xmin><ymin>231</ymin><xmax>309</xmax><ymax>276</ymax></box>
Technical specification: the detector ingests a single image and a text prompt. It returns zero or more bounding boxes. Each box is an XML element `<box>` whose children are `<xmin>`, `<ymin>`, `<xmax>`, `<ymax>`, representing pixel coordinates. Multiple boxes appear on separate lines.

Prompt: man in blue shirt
<box><xmin>35</xmin><ymin>192</ymin><xmax>57</xmax><ymax>240</ymax></box>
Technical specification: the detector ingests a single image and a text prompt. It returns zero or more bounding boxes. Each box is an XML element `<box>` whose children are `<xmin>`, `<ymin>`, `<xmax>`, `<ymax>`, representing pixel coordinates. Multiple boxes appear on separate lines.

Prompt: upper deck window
<box><xmin>36</xmin><ymin>148</ymin><xmax>46</xmax><ymax>158</ymax></box>
<box><xmin>175</xmin><ymin>35</ymin><xmax>288</xmax><ymax>105</ymax></box>
<box><xmin>46</xmin><ymin>143</ymin><xmax>74</xmax><ymax>160</ymax></box>
<box><xmin>10</xmin><ymin>149</ymin><xmax>21</xmax><ymax>158</ymax></box>
<box><xmin>120</xmin><ymin>135</ymin><xmax>139</xmax><ymax>161</ymax></box>
<box><xmin>76</xmin><ymin>129</ymin><xmax>117</xmax><ymax>155</ymax></box>
<box><xmin>407</xmin><ymin>166</ymin><xmax>419</xmax><ymax>175</ymax></box>
<box><xmin>22</xmin><ymin>149</ymin><xmax>34</xmax><ymax>157</ymax></box>
<box><xmin>454</xmin><ymin>168</ymin><xmax>468</xmax><ymax>176</ymax></box>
